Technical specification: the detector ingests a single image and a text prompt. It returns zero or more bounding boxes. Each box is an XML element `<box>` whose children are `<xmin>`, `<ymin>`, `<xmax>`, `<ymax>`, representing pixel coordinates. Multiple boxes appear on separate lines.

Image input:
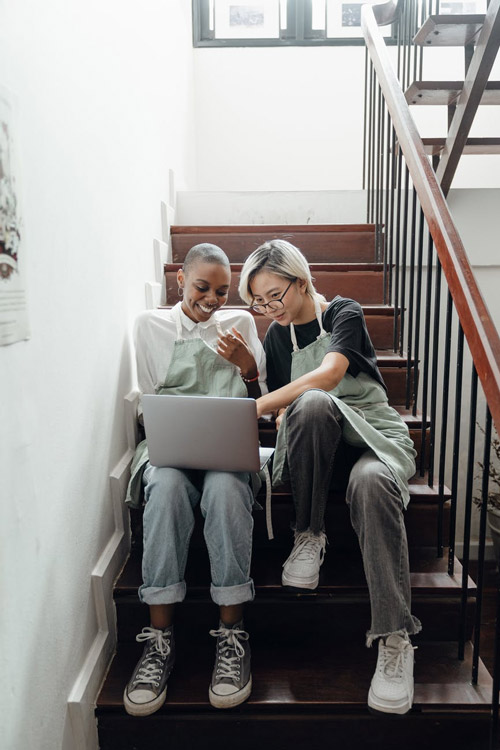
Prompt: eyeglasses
<box><xmin>251</xmin><ymin>279</ymin><xmax>296</xmax><ymax>314</ymax></box>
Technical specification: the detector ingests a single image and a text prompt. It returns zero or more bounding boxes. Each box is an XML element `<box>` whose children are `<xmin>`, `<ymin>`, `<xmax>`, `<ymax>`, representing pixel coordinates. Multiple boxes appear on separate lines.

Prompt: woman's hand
<box><xmin>217</xmin><ymin>327</ymin><xmax>258</xmax><ymax>380</ymax></box>
<box><xmin>275</xmin><ymin>408</ymin><xmax>287</xmax><ymax>431</ymax></box>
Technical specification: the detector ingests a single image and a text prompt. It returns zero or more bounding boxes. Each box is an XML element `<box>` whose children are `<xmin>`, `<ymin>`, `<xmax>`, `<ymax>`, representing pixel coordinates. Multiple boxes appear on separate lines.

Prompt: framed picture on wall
<box><xmin>193</xmin><ymin>0</ymin><xmax>398</xmax><ymax>46</ymax></box>
<box><xmin>214</xmin><ymin>1</ymin><xmax>281</xmax><ymax>39</ymax></box>
<box><xmin>326</xmin><ymin>0</ymin><xmax>394</xmax><ymax>40</ymax></box>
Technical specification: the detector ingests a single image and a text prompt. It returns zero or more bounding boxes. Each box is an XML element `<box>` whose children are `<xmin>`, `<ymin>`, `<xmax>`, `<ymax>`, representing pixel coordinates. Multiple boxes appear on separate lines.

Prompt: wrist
<box><xmin>240</xmin><ymin>368</ymin><xmax>259</xmax><ymax>383</ymax></box>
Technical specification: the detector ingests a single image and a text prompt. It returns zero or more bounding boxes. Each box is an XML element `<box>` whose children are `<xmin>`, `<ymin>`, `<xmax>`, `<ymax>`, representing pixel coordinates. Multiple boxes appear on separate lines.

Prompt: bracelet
<box><xmin>240</xmin><ymin>369</ymin><xmax>260</xmax><ymax>383</ymax></box>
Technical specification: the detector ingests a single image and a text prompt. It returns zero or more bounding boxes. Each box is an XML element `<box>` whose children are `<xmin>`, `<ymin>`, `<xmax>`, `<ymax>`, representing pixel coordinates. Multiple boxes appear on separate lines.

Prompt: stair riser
<box><xmin>114</xmin><ymin>595</ymin><xmax>474</xmax><ymax>645</ymax></box>
<box><xmin>258</xmin><ymin>426</ymin><xmax>427</xmax><ymax>464</ymax></box>
<box><xmin>239</xmin><ymin>311</ymin><xmax>397</xmax><ymax>349</ymax></box>
<box><xmin>97</xmin><ymin>714</ymin><xmax>489</xmax><ymax>750</ymax></box>
<box><xmin>165</xmin><ymin>271</ymin><xmax>386</xmax><ymax>305</ymax></box>
<box><xmin>172</xmin><ymin>231</ymin><xmax>377</xmax><ymax>263</ymax></box>
<box><xmin>129</xmin><ymin>494</ymin><xmax>443</xmax><ymax>554</ymax></box>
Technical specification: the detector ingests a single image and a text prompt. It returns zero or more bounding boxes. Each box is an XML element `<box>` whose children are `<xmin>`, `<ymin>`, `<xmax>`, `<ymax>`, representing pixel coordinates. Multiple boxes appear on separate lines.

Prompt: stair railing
<box><xmin>362</xmin><ymin>1</ymin><xmax>500</xmax><ymax>745</ymax></box>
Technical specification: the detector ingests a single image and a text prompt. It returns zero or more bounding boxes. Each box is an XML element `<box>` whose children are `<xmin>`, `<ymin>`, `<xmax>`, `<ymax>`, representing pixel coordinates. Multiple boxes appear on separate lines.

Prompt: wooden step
<box><xmin>96</xmin><ymin>641</ymin><xmax>491</xmax><ymax>750</ymax></box>
<box><xmin>242</xmin><ymin>305</ymin><xmax>397</xmax><ymax>349</ymax></box>
<box><xmin>115</xmin><ymin>547</ymin><xmax>473</xmax><ymax>600</ymax></box>
<box><xmin>158</xmin><ymin>304</ymin><xmax>397</xmax><ymax>349</ymax></box>
<box><xmin>113</xmin><ymin>545</ymin><xmax>473</xmax><ymax>644</ymax></box>
<box><xmin>413</xmin><ymin>14</ymin><xmax>485</xmax><ymax>46</ymax></box>
<box><xmin>165</xmin><ymin>263</ymin><xmax>386</xmax><ymax>305</ymax></box>
<box><xmin>405</xmin><ymin>80</ymin><xmax>500</xmax><ymax>106</ymax></box>
<box><xmin>170</xmin><ymin>224</ymin><xmax>377</xmax><ymax>263</ymax></box>
<box><xmin>422</xmin><ymin>137</ymin><xmax>500</xmax><ymax>155</ymax></box>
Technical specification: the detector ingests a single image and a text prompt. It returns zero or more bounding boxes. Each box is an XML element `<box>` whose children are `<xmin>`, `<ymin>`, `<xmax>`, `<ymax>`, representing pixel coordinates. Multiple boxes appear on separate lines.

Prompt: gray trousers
<box><xmin>286</xmin><ymin>389</ymin><xmax>422</xmax><ymax>644</ymax></box>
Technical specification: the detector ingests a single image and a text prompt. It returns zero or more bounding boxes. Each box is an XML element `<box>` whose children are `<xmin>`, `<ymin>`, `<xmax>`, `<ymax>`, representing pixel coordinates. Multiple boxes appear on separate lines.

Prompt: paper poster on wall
<box><xmin>0</xmin><ymin>87</ymin><xmax>29</xmax><ymax>346</ymax></box>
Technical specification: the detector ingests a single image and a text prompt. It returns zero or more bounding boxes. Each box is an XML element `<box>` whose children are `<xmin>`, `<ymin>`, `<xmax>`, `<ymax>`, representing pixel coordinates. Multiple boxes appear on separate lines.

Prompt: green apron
<box><xmin>272</xmin><ymin>298</ymin><xmax>416</xmax><ymax>508</ymax></box>
<box><xmin>126</xmin><ymin>305</ymin><xmax>253</xmax><ymax>508</ymax></box>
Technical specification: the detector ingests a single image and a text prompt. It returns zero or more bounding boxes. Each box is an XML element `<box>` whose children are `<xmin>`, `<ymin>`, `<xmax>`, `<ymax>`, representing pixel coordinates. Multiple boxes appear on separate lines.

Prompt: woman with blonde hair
<box><xmin>239</xmin><ymin>239</ymin><xmax>420</xmax><ymax>716</ymax></box>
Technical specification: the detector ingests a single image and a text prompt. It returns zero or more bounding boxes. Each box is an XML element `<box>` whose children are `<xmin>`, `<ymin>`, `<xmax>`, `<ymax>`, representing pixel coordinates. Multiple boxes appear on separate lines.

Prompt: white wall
<box><xmin>193</xmin><ymin>43</ymin><xmax>500</xmax><ymax>192</ymax></box>
<box><xmin>194</xmin><ymin>46</ymin><xmax>367</xmax><ymax>191</ymax></box>
<box><xmin>0</xmin><ymin>2</ymin><xmax>196</xmax><ymax>749</ymax></box>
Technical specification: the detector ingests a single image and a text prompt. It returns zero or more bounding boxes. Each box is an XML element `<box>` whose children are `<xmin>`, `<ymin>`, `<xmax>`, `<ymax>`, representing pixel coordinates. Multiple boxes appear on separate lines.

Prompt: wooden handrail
<box><xmin>362</xmin><ymin>4</ymin><xmax>500</xmax><ymax>435</ymax></box>
<box><xmin>372</xmin><ymin>0</ymin><xmax>401</xmax><ymax>26</ymax></box>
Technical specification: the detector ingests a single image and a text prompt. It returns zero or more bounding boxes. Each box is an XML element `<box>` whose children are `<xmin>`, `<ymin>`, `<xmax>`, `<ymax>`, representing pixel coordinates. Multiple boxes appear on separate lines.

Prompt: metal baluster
<box><xmin>428</xmin><ymin>259</ymin><xmax>442</xmax><ymax>489</ymax></box>
<box><xmin>438</xmin><ymin>290</ymin><xmax>453</xmax><ymax>556</ymax></box>
<box><xmin>473</xmin><ymin>407</ymin><xmax>492</xmax><ymax>684</ymax></box>
<box><xmin>393</xmin><ymin>151</ymin><xmax>403</xmax><ymax>351</ymax></box>
<box><xmin>448</xmin><ymin>324</ymin><xmax>464</xmax><ymax>577</ymax></box>
<box><xmin>406</xmin><ymin>186</ymin><xmax>417</xmax><ymax>408</ymax></box>
<box><xmin>459</xmin><ymin>366</ymin><xmax>478</xmax><ymax>660</ymax></box>
<box><xmin>388</xmin><ymin>126</ymin><xmax>397</xmax><ymax>305</ymax></box>
<box><xmin>370</xmin><ymin>63</ymin><xmax>377</xmax><ymax>223</ymax></box>
<box><xmin>363</xmin><ymin>48</ymin><xmax>368</xmax><ymax>191</ymax></box>
<box><xmin>412</xmin><ymin>207</ymin><xmax>425</xmax><ymax>416</ymax></box>
<box><xmin>419</xmin><ymin>233</ymin><xmax>434</xmax><ymax>476</ymax></box>
<box><xmin>376</xmin><ymin>86</ymin><xmax>384</xmax><ymax>261</ymax></box>
<box><xmin>399</xmin><ymin>165</ymin><xmax>410</xmax><ymax>356</ymax></box>
<box><xmin>383</xmin><ymin>112</ymin><xmax>392</xmax><ymax>302</ymax></box>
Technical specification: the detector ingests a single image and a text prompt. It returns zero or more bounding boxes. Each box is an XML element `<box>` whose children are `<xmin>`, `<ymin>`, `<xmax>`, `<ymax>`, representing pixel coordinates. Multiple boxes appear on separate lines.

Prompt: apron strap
<box><xmin>262</xmin><ymin>463</ymin><xmax>274</xmax><ymax>540</ymax></box>
<box><xmin>290</xmin><ymin>295</ymin><xmax>327</xmax><ymax>352</ymax></box>
<box><xmin>173</xmin><ymin>303</ymin><xmax>185</xmax><ymax>341</ymax></box>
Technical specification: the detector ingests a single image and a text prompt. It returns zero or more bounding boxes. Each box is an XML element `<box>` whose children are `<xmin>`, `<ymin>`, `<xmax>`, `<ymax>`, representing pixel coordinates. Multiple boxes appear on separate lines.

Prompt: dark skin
<box><xmin>150</xmin><ymin>259</ymin><xmax>259</xmax><ymax>630</ymax></box>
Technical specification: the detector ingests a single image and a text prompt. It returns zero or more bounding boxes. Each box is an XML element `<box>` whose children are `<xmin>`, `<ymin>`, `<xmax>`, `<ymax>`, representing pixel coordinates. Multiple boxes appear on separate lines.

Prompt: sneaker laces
<box><xmin>132</xmin><ymin>627</ymin><xmax>172</xmax><ymax>688</ymax></box>
<box><xmin>378</xmin><ymin>637</ymin><xmax>416</xmax><ymax>689</ymax></box>
<box><xmin>284</xmin><ymin>530</ymin><xmax>327</xmax><ymax>565</ymax></box>
<box><xmin>209</xmin><ymin>626</ymin><xmax>249</xmax><ymax>680</ymax></box>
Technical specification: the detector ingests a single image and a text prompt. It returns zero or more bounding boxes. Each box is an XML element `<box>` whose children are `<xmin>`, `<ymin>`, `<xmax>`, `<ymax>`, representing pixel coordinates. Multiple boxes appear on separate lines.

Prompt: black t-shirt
<box><xmin>263</xmin><ymin>296</ymin><xmax>386</xmax><ymax>393</ymax></box>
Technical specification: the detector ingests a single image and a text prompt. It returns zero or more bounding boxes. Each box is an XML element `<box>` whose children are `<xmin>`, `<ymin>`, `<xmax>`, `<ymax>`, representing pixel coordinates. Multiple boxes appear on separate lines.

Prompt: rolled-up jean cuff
<box><xmin>210</xmin><ymin>579</ymin><xmax>255</xmax><ymax>606</ymax></box>
<box><xmin>139</xmin><ymin>581</ymin><xmax>186</xmax><ymax>605</ymax></box>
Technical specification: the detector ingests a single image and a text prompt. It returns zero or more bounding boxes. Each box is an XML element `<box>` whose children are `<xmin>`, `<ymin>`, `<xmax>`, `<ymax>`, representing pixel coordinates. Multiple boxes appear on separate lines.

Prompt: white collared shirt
<box><xmin>134</xmin><ymin>302</ymin><xmax>267</xmax><ymax>395</ymax></box>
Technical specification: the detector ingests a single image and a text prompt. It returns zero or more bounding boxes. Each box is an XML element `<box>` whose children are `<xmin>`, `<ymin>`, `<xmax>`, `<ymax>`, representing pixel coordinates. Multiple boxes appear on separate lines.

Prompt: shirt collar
<box><xmin>176</xmin><ymin>301</ymin><xmax>219</xmax><ymax>332</ymax></box>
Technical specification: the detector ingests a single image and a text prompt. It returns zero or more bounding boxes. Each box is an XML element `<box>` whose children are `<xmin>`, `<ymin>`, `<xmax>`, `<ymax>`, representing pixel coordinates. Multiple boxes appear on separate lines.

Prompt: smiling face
<box><xmin>249</xmin><ymin>270</ymin><xmax>315</xmax><ymax>326</ymax></box>
<box><xmin>177</xmin><ymin>260</ymin><xmax>231</xmax><ymax>323</ymax></box>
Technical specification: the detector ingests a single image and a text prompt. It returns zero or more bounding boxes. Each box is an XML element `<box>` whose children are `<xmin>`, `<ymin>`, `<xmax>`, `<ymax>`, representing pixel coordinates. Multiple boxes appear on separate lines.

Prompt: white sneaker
<box><xmin>281</xmin><ymin>530</ymin><xmax>327</xmax><ymax>590</ymax></box>
<box><xmin>368</xmin><ymin>634</ymin><xmax>415</xmax><ymax>715</ymax></box>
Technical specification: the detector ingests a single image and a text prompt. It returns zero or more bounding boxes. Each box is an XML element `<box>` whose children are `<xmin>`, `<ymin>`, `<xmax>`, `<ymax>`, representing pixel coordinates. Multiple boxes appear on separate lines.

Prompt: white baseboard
<box><xmin>66</xmin><ymin>435</ymin><xmax>136</xmax><ymax>749</ymax></box>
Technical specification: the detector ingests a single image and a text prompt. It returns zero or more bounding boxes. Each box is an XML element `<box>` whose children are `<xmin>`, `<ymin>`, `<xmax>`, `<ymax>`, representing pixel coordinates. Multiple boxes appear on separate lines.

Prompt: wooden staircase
<box><xmin>95</xmin><ymin>224</ymin><xmax>493</xmax><ymax>749</ymax></box>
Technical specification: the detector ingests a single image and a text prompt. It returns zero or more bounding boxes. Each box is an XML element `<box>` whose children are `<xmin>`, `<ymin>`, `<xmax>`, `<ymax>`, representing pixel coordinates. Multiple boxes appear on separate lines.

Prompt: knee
<box><xmin>144</xmin><ymin>466</ymin><xmax>191</xmax><ymax>501</ymax></box>
<box><xmin>201</xmin><ymin>472</ymin><xmax>253</xmax><ymax>520</ymax></box>
<box><xmin>347</xmin><ymin>458</ymin><xmax>401</xmax><ymax>517</ymax></box>
<box><xmin>288</xmin><ymin>389</ymin><xmax>340</xmax><ymax>426</ymax></box>
<box><xmin>143</xmin><ymin>467</ymin><xmax>192</xmax><ymax>509</ymax></box>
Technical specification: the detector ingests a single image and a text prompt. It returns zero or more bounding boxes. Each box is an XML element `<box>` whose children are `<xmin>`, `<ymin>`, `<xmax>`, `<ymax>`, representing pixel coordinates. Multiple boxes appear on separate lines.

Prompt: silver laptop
<box><xmin>142</xmin><ymin>394</ymin><xmax>274</xmax><ymax>473</ymax></box>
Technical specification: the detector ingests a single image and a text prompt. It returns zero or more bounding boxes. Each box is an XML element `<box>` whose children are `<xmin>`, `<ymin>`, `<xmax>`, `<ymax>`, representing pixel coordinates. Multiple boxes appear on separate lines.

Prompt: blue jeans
<box><xmin>140</xmin><ymin>464</ymin><xmax>255</xmax><ymax>607</ymax></box>
<box><xmin>286</xmin><ymin>389</ymin><xmax>422</xmax><ymax>644</ymax></box>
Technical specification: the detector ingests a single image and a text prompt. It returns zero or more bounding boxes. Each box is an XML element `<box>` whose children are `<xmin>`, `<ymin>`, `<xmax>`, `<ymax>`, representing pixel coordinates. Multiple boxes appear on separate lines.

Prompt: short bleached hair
<box><xmin>238</xmin><ymin>239</ymin><xmax>325</xmax><ymax>305</ymax></box>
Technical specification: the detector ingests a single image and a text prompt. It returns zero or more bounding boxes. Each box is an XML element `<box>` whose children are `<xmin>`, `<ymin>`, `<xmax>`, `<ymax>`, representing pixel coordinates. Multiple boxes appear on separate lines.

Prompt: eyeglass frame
<box><xmin>250</xmin><ymin>278</ymin><xmax>296</xmax><ymax>314</ymax></box>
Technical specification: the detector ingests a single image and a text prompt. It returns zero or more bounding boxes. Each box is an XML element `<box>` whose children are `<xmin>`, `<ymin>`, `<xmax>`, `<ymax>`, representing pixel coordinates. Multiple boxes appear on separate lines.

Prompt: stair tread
<box><xmin>406</xmin><ymin>80</ymin><xmax>500</xmax><ymax>106</ymax></box>
<box><xmin>171</xmin><ymin>224</ymin><xmax>377</xmax><ymax>234</ymax></box>
<box><xmin>422</xmin><ymin>137</ymin><xmax>500</xmax><ymax>155</ymax></box>
<box><xmin>166</xmin><ymin>262</ymin><xmax>384</xmax><ymax>272</ymax></box>
<box><xmin>114</xmin><ymin>548</ymin><xmax>472</xmax><ymax>596</ymax></box>
<box><xmin>161</xmin><ymin>304</ymin><xmax>397</xmax><ymax>316</ymax></box>
<box><xmin>96</xmin><ymin>640</ymin><xmax>491</xmax><ymax>712</ymax></box>
<box><xmin>413</xmin><ymin>14</ymin><xmax>485</xmax><ymax>46</ymax></box>
<box><xmin>263</xmin><ymin>471</ymin><xmax>449</xmax><ymax>501</ymax></box>
<box><xmin>258</xmin><ymin>406</ymin><xmax>428</xmax><ymax>432</ymax></box>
